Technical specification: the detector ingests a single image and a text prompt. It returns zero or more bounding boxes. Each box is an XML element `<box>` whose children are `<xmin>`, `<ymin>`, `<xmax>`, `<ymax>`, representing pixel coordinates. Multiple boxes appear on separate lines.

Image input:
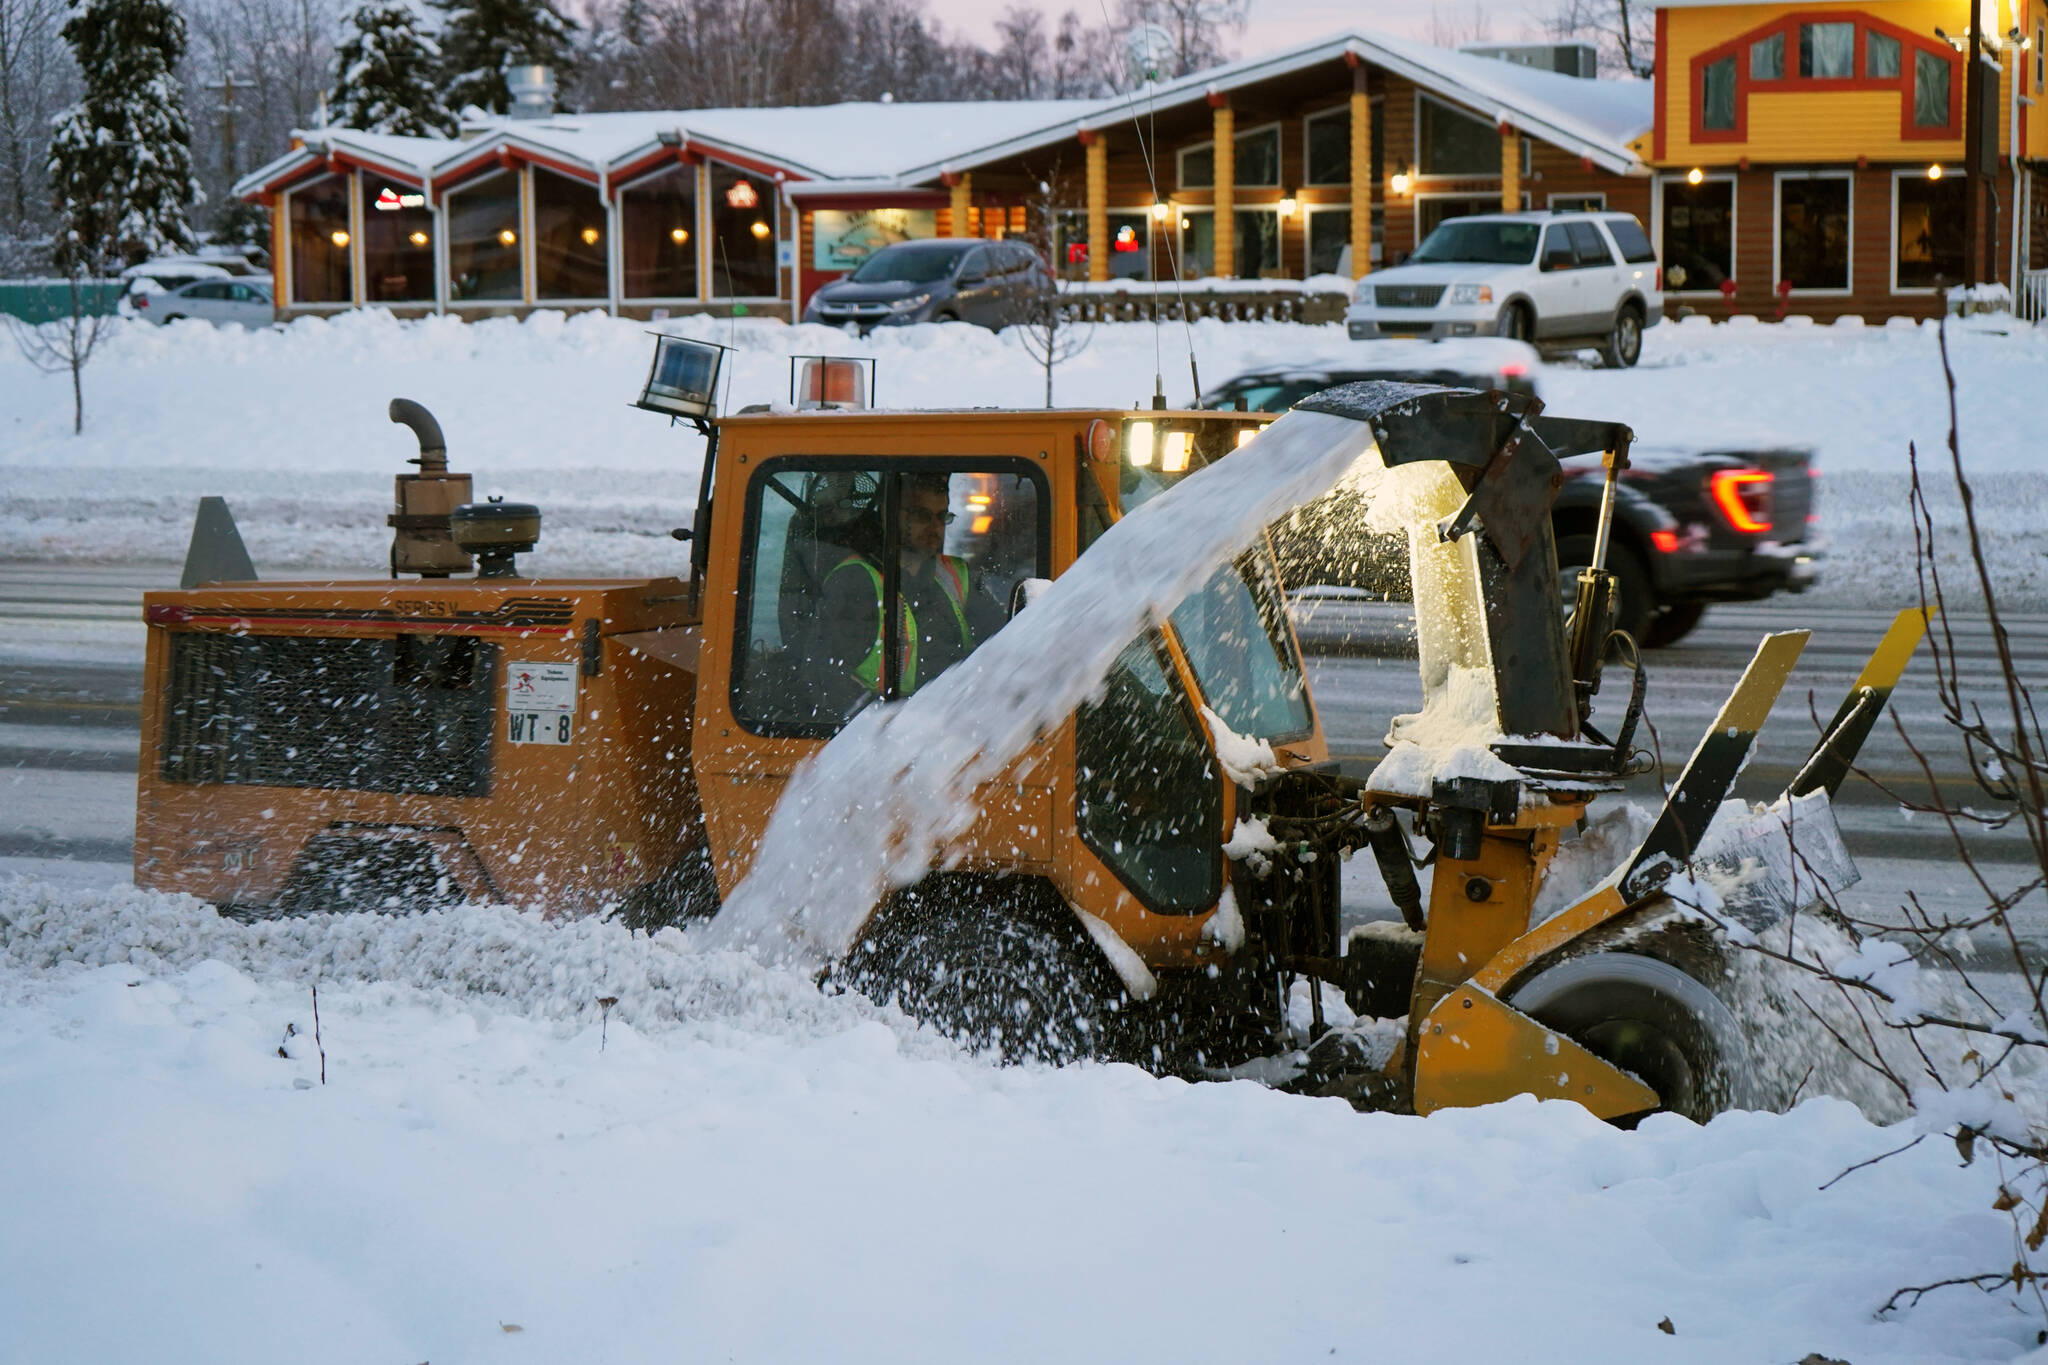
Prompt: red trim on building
<box><xmin>1654</xmin><ymin>6</ymin><xmax>1669</xmax><ymax>162</ymax></box>
<box><xmin>791</xmin><ymin>190</ymin><xmax>949</xmax><ymax>211</ymax></box>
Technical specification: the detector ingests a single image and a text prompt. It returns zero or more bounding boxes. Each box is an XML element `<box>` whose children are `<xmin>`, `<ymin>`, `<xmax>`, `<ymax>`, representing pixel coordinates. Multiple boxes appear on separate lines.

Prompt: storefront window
<box><xmin>620</xmin><ymin>164</ymin><xmax>698</xmax><ymax>299</ymax></box>
<box><xmin>1778</xmin><ymin>174</ymin><xmax>1851</xmax><ymax>290</ymax></box>
<box><xmin>288</xmin><ymin>174</ymin><xmax>351</xmax><ymax>304</ymax></box>
<box><xmin>1419</xmin><ymin>97</ymin><xmax>1496</xmax><ymax>177</ymax></box>
<box><xmin>1052</xmin><ymin>209</ymin><xmax>1150</xmax><ymax>281</ymax></box>
<box><xmin>447</xmin><ymin>173</ymin><xmax>521</xmax><ymax>302</ymax></box>
<box><xmin>361</xmin><ymin>178</ymin><xmax>433</xmax><ymax>303</ymax></box>
<box><xmin>1306</xmin><ymin>208</ymin><xmax>1351</xmax><ymax>276</ymax></box>
<box><xmin>1177</xmin><ymin>125</ymin><xmax>1283</xmax><ymax>189</ymax></box>
<box><xmin>1305</xmin><ymin>108</ymin><xmax>1349</xmax><ymax>186</ymax></box>
<box><xmin>1178</xmin><ymin>208</ymin><xmax>1281</xmax><ymax>278</ymax></box>
<box><xmin>1895</xmin><ymin>173</ymin><xmax>1965</xmax><ymax>288</ymax></box>
<box><xmin>709</xmin><ymin>164</ymin><xmax>777</xmax><ymax>298</ymax></box>
<box><xmin>532</xmin><ymin>168</ymin><xmax>607</xmax><ymax>299</ymax></box>
<box><xmin>1661</xmin><ymin>178</ymin><xmax>1733</xmax><ymax>291</ymax></box>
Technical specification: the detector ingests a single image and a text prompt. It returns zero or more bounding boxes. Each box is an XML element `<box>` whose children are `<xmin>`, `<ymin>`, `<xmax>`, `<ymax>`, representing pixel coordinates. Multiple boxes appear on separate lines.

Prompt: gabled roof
<box><xmin>233</xmin><ymin>34</ymin><xmax>1653</xmax><ymax>203</ymax></box>
<box><xmin>899</xmin><ymin>28</ymin><xmax>1654</xmax><ymax>181</ymax></box>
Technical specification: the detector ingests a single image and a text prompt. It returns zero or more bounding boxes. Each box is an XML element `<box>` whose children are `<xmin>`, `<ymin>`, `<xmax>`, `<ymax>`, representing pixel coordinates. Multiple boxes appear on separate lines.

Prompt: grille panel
<box><xmin>1374</xmin><ymin>284</ymin><xmax>1446</xmax><ymax>308</ymax></box>
<box><xmin>162</xmin><ymin>634</ymin><xmax>496</xmax><ymax>795</ymax></box>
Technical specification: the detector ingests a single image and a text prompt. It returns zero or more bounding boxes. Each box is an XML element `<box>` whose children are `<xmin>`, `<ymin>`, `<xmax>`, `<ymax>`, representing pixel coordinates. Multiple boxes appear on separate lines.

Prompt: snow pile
<box><xmin>1202</xmin><ymin>704</ymin><xmax>1284</xmax><ymax>786</ymax></box>
<box><xmin>1367</xmin><ymin>662</ymin><xmax>1521</xmax><ymax>797</ymax></box>
<box><xmin>708</xmin><ymin>409</ymin><xmax>1382</xmax><ymax>967</ymax></box>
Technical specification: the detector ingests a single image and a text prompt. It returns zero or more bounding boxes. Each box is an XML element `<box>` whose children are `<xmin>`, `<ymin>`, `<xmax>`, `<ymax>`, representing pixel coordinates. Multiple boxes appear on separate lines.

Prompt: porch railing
<box><xmin>1057</xmin><ymin>278</ymin><xmax>1353</xmax><ymax>326</ymax></box>
<box><xmin>2020</xmin><ymin>270</ymin><xmax>2048</xmax><ymax>323</ymax></box>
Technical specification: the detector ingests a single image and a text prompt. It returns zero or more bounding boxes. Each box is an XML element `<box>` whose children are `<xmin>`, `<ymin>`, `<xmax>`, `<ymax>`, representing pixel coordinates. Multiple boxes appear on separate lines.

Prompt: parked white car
<box><xmin>1346</xmin><ymin>211</ymin><xmax>1662</xmax><ymax>367</ymax></box>
<box><xmin>131</xmin><ymin>275</ymin><xmax>275</xmax><ymax>327</ymax></box>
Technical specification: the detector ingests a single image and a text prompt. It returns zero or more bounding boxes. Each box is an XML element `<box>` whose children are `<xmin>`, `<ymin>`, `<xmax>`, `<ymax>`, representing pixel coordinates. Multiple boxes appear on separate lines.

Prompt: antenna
<box><xmin>1098</xmin><ymin>0</ymin><xmax>1202</xmax><ymax>409</ymax></box>
<box><xmin>716</xmin><ymin>235</ymin><xmax>739</xmax><ymax>413</ymax></box>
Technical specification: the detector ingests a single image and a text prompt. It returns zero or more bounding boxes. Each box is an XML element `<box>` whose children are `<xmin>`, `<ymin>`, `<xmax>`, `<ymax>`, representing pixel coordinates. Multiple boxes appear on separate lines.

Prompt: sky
<box><xmin>925</xmin><ymin>0</ymin><xmax>1557</xmax><ymax>51</ymax></box>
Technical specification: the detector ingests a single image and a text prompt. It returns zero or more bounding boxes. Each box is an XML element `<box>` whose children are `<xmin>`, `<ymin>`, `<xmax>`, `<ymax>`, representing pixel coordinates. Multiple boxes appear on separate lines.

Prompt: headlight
<box><xmin>1446</xmin><ymin>283</ymin><xmax>1493</xmax><ymax>305</ymax></box>
<box><xmin>888</xmin><ymin>292</ymin><xmax>932</xmax><ymax>312</ymax></box>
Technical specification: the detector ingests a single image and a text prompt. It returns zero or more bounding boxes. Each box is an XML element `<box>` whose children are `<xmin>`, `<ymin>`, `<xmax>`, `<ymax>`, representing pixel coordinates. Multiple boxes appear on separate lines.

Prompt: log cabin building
<box><xmin>235</xmin><ymin>8</ymin><xmax>2044</xmax><ymax>325</ymax></box>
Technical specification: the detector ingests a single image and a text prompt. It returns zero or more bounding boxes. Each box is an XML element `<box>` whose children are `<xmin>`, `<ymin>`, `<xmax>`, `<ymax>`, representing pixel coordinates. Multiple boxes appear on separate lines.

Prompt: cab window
<box><xmin>1076</xmin><ymin>634</ymin><xmax>1221</xmax><ymax>914</ymax></box>
<box><xmin>731</xmin><ymin>460</ymin><xmax>1047</xmax><ymax>735</ymax></box>
<box><xmin>1169</xmin><ymin>554</ymin><xmax>1312</xmax><ymax>743</ymax></box>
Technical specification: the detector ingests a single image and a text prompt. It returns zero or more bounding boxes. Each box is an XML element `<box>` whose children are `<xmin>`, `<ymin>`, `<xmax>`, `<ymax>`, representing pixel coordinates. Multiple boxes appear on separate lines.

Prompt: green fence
<box><xmin>0</xmin><ymin>279</ymin><xmax>126</xmax><ymax>323</ymax></box>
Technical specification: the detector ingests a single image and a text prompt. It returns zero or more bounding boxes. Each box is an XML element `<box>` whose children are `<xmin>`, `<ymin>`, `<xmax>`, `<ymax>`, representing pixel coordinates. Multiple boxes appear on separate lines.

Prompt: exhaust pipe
<box><xmin>386</xmin><ymin>398</ymin><xmax>474</xmax><ymax>578</ymax></box>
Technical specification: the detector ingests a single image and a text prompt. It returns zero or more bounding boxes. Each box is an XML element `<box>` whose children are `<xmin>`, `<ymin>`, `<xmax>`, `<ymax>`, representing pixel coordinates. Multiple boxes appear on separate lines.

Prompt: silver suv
<box><xmin>1346</xmin><ymin>211</ymin><xmax>1662</xmax><ymax>368</ymax></box>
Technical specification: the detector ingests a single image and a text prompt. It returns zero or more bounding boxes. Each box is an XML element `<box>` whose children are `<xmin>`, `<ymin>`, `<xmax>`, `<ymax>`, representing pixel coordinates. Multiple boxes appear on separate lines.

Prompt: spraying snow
<box><xmin>707</xmin><ymin>409</ymin><xmax>1382</xmax><ymax>968</ymax></box>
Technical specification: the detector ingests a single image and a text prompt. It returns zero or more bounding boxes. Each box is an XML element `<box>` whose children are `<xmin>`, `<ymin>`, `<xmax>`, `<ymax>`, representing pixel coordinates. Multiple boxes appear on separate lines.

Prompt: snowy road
<box><xmin>2</xmin><ymin>561</ymin><xmax>2040</xmax><ymax>965</ymax></box>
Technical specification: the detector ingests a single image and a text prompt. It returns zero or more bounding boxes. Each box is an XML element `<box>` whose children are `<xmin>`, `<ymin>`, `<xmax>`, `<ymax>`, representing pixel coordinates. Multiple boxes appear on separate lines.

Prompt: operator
<box><xmin>812</xmin><ymin>473</ymin><xmax>1005</xmax><ymax>702</ymax></box>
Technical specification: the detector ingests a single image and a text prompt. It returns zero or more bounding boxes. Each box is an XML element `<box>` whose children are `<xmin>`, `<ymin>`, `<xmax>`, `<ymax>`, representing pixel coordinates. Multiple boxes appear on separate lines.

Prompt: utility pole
<box><xmin>203</xmin><ymin>71</ymin><xmax>245</xmax><ymax>188</ymax></box>
<box><xmin>1962</xmin><ymin>0</ymin><xmax>1985</xmax><ymax>287</ymax></box>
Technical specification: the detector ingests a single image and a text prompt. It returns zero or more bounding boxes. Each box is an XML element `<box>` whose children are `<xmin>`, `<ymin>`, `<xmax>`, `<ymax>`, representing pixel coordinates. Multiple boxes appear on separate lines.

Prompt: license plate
<box><xmin>506</xmin><ymin>660</ymin><xmax>577</xmax><ymax>745</ymax></box>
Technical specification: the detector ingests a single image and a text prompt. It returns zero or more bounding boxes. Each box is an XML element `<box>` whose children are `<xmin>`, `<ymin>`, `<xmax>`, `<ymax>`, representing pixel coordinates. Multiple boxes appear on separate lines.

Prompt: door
<box><xmin>1564</xmin><ymin>221</ymin><xmax>1621</xmax><ymax>334</ymax></box>
<box><xmin>952</xmin><ymin>247</ymin><xmax>998</xmax><ymax>326</ymax></box>
<box><xmin>1532</xmin><ymin>225</ymin><xmax>1581</xmax><ymax>338</ymax></box>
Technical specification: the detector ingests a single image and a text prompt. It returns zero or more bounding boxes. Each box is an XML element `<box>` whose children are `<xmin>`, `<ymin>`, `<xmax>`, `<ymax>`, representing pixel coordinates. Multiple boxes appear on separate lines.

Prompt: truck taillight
<box><xmin>1709</xmin><ymin>468</ymin><xmax>1773</xmax><ymax>533</ymax></box>
<box><xmin>1650</xmin><ymin>529</ymin><xmax>1679</xmax><ymax>553</ymax></box>
<box><xmin>144</xmin><ymin>603</ymin><xmax>191</xmax><ymax>624</ymax></box>
<box><xmin>1655</xmin><ymin>267</ymin><xmax>1662</xmax><ymax>291</ymax></box>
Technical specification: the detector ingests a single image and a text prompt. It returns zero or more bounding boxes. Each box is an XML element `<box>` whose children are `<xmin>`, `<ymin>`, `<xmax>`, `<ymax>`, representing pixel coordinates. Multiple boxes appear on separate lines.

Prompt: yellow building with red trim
<box><xmin>1651</xmin><ymin>0</ymin><xmax>2048</xmax><ymax>318</ymax></box>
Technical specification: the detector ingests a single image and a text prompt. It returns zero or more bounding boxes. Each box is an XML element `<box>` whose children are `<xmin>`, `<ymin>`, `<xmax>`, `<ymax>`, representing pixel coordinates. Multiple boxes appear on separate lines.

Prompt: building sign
<box><xmin>811</xmin><ymin>208</ymin><xmax>936</xmax><ymax>270</ymax></box>
<box><xmin>374</xmin><ymin>186</ymin><xmax>427</xmax><ymax>210</ymax></box>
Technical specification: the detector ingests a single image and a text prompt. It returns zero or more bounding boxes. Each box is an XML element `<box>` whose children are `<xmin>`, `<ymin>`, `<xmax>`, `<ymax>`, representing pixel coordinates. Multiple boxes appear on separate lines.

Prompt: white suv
<box><xmin>1345</xmin><ymin>211</ymin><xmax>1662</xmax><ymax>368</ymax></box>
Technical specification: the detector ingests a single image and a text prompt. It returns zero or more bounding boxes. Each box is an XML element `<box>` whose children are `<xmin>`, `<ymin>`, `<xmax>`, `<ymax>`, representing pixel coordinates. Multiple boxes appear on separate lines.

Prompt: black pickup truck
<box><xmin>1203</xmin><ymin>345</ymin><xmax>1821</xmax><ymax>646</ymax></box>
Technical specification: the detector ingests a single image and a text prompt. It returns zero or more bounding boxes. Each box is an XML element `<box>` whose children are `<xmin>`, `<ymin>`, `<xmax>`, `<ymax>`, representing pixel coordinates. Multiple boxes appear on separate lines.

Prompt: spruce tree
<box><xmin>45</xmin><ymin>0</ymin><xmax>202</xmax><ymax>271</ymax></box>
<box><xmin>436</xmin><ymin>0</ymin><xmax>577</xmax><ymax>117</ymax></box>
<box><xmin>331</xmin><ymin>0</ymin><xmax>458</xmax><ymax>137</ymax></box>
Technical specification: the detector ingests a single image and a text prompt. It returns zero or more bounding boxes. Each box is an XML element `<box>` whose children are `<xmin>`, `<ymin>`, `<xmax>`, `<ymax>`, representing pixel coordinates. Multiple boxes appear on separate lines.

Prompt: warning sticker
<box><xmin>506</xmin><ymin>661</ymin><xmax>578</xmax><ymax>745</ymax></box>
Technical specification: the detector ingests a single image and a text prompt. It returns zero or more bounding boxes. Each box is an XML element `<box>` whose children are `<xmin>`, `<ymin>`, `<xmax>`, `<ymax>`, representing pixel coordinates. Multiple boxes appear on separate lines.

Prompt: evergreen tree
<box><xmin>331</xmin><ymin>0</ymin><xmax>456</xmax><ymax>136</ymax></box>
<box><xmin>45</xmin><ymin>0</ymin><xmax>202</xmax><ymax>270</ymax></box>
<box><xmin>436</xmin><ymin>0</ymin><xmax>576</xmax><ymax>117</ymax></box>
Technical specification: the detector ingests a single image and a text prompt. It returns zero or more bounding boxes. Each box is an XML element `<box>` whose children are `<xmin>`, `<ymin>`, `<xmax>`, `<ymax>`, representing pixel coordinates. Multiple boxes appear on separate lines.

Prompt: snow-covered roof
<box><xmin>907</xmin><ymin>29</ymin><xmax>1653</xmax><ymax>181</ymax></box>
<box><xmin>233</xmin><ymin>34</ymin><xmax>1653</xmax><ymax>203</ymax></box>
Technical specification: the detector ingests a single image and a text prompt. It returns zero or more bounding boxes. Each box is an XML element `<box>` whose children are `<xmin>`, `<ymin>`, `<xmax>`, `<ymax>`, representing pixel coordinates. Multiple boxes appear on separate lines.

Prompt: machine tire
<box><xmin>840</xmin><ymin>874</ymin><xmax>1133</xmax><ymax>1065</ymax></box>
<box><xmin>1555</xmin><ymin>533</ymin><xmax>1654</xmax><ymax>642</ymax></box>
<box><xmin>614</xmin><ymin>844</ymin><xmax>721</xmax><ymax>932</ymax></box>
<box><xmin>931</xmin><ymin>308</ymin><xmax>959</xmax><ymax>323</ymax></box>
<box><xmin>1600</xmin><ymin>304</ymin><xmax>1644</xmax><ymax>368</ymax></box>
<box><xmin>1507</xmin><ymin>950</ymin><xmax>1761</xmax><ymax>1124</ymax></box>
<box><xmin>1497</xmin><ymin>301</ymin><xmax>1534</xmax><ymax>342</ymax></box>
<box><xmin>161</xmin><ymin>313</ymin><xmax>185</xmax><ymax>324</ymax></box>
<box><xmin>1644</xmin><ymin>601</ymin><xmax>1707</xmax><ymax>647</ymax></box>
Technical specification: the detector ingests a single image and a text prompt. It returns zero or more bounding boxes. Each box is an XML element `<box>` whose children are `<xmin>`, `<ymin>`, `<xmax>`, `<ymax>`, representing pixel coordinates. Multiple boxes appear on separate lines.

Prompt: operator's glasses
<box><xmin>905</xmin><ymin>507</ymin><xmax>957</xmax><ymax>527</ymax></box>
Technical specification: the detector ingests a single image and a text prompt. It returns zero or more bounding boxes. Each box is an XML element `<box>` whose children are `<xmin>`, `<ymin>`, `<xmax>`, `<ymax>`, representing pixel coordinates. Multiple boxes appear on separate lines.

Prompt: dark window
<box><xmin>1305</xmin><ymin>108</ymin><xmax>1349</xmax><ymax>185</ymax></box>
<box><xmin>1566</xmin><ymin>220</ymin><xmax>1614</xmax><ymax>266</ymax></box>
<box><xmin>1235</xmin><ymin>125</ymin><xmax>1281</xmax><ymax>187</ymax></box>
<box><xmin>1168</xmin><ymin>556</ymin><xmax>1312</xmax><ymax>743</ymax></box>
<box><xmin>447</xmin><ymin>174</ymin><xmax>521</xmax><ymax>302</ymax></box>
<box><xmin>1866</xmin><ymin>29</ymin><xmax>1901</xmax><ymax>78</ymax></box>
<box><xmin>1661</xmin><ymin>178</ymin><xmax>1733</xmax><ymax>291</ymax></box>
<box><xmin>185</xmin><ymin>281</ymin><xmax>228</xmax><ymax>299</ymax></box>
<box><xmin>1549</xmin><ymin>194</ymin><xmax>1606</xmax><ymax>212</ymax></box>
<box><xmin>1419</xmin><ymin>98</ymin><xmax>1497</xmax><ymax>176</ymax></box>
<box><xmin>287</xmin><ymin>175</ymin><xmax>351</xmax><ymax>304</ymax></box>
<box><xmin>1751</xmin><ymin>31</ymin><xmax>1784</xmax><ymax>79</ymax></box>
<box><xmin>1179</xmin><ymin>142</ymin><xmax>1214</xmax><ymax>190</ymax></box>
<box><xmin>1778</xmin><ymin>176</ymin><xmax>1850</xmax><ymax>290</ymax></box>
<box><xmin>1914</xmin><ymin>49</ymin><xmax>1951</xmax><ymax>127</ymax></box>
<box><xmin>957</xmin><ymin>246</ymin><xmax>990</xmax><ymax>279</ymax></box>
<box><xmin>1799</xmin><ymin>22</ymin><xmax>1854</xmax><ymax>77</ymax></box>
<box><xmin>731</xmin><ymin>462</ymin><xmax>1046</xmax><ymax>735</ymax></box>
<box><xmin>1075</xmin><ymin>635</ymin><xmax>1221</xmax><ymax>915</ymax></box>
<box><xmin>621</xmin><ymin>164</ymin><xmax>698</xmax><ymax>299</ymax></box>
<box><xmin>162</xmin><ymin>634</ymin><xmax>495</xmax><ymax>796</ymax></box>
<box><xmin>1895</xmin><ymin>173</ymin><xmax>1966</xmax><ymax>288</ymax></box>
<box><xmin>1604</xmin><ymin>217</ymin><xmax>1659</xmax><ymax>264</ymax></box>
<box><xmin>1701</xmin><ymin>56</ymin><xmax>1737</xmax><ymax>130</ymax></box>
<box><xmin>709</xmin><ymin>164</ymin><xmax>777</xmax><ymax>297</ymax></box>
<box><xmin>1180</xmin><ymin>209</ymin><xmax>1281</xmax><ymax>278</ymax></box>
<box><xmin>532</xmin><ymin>168</ymin><xmax>607</xmax><ymax>299</ymax></box>
<box><xmin>1307</xmin><ymin>208</ymin><xmax>1351</xmax><ymax>275</ymax></box>
<box><xmin>1540</xmin><ymin>224</ymin><xmax>1575</xmax><ymax>267</ymax></box>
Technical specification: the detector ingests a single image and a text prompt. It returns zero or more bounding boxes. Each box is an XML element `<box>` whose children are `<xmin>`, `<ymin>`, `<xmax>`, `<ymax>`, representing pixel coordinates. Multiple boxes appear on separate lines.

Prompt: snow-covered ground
<box><xmin>5</xmin><ymin>310</ymin><xmax>2048</xmax><ymax>1362</ymax></box>
<box><xmin>3</xmin><ymin>308</ymin><xmax>2044</xmax><ymax>605</ymax></box>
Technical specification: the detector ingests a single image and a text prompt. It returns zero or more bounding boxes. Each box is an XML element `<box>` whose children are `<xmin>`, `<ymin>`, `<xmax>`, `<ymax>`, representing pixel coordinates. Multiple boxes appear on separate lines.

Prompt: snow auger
<box><xmin>132</xmin><ymin>338</ymin><xmax>1925</xmax><ymax>1126</ymax></box>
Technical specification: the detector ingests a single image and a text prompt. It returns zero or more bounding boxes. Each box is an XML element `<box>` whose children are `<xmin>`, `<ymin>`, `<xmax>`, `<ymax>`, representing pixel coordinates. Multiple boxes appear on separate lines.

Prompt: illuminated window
<box><xmin>286</xmin><ymin>174</ymin><xmax>351</xmax><ymax>304</ymax></box>
<box><xmin>1894</xmin><ymin>172</ymin><xmax>1965</xmax><ymax>289</ymax></box>
<box><xmin>447</xmin><ymin>174</ymin><xmax>521</xmax><ymax>302</ymax></box>
<box><xmin>532</xmin><ymin>168</ymin><xmax>606</xmax><ymax>299</ymax></box>
<box><xmin>708</xmin><ymin>163</ymin><xmax>776</xmax><ymax>297</ymax></box>
<box><xmin>620</xmin><ymin>164</ymin><xmax>698</xmax><ymax>299</ymax></box>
